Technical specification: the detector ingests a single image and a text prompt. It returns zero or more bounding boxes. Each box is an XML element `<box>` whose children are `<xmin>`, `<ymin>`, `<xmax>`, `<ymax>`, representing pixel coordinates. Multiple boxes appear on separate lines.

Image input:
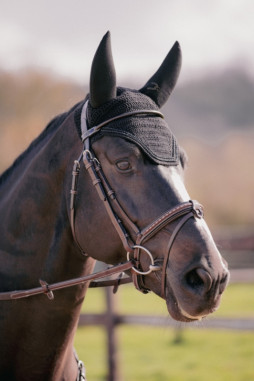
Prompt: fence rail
<box><xmin>79</xmin><ymin>313</ymin><xmax>254</xmax><ymax>331</ymax></box>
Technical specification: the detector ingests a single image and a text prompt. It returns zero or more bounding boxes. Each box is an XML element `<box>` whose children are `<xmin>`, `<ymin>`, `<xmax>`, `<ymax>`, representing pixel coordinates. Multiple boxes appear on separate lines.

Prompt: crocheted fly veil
<box><xmin>84</xmin><ymin>32</ymin><xmax>182</xmax><ymax>166</ymax></box>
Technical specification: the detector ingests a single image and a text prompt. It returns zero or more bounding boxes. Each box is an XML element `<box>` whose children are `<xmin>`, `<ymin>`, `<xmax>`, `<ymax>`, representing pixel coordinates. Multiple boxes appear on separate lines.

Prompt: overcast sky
<box><xmin>1</xmin><ymin>0</ymin><xmax>253</xmax><ymax>85</ymax></box>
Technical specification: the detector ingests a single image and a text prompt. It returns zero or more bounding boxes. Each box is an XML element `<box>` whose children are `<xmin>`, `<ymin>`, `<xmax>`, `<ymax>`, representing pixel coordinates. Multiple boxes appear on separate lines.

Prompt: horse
<box><xmin>0</xmin><ymin>31</ymin><xmax>229</xmax><ymax>381</ymax></box>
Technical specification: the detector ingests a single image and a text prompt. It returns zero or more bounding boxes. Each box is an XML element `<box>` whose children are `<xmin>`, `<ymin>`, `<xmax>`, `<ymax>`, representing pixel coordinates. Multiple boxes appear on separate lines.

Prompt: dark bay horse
<box><xmin>0</xmin><ymin>32</ymin><xmax>229</xmax><ymax>380</ymax></box>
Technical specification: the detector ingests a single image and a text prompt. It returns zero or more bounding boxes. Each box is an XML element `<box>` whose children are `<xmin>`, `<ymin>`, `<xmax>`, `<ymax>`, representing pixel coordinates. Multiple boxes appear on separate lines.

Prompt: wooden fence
<box><xmin>78</xmin><ymin>233</ymin><xmax>254</xmax><ymax>381</ymax></box>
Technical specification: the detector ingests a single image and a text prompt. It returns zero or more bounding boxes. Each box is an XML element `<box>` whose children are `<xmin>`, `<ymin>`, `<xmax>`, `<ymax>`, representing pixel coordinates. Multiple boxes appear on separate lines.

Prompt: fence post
<box><xmin>105</xmin><ymin>286</ymin><xmax>121</xmax><ymax>381</ymax></box>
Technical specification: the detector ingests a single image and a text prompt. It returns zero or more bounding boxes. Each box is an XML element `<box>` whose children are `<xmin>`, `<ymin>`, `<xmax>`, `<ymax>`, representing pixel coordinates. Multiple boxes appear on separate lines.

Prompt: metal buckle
<box><xmin>127</xmin><ymin>245</ymin><xmax>161</xmax><ymax>275</ymax></box>
<box><xmin>191</xmin><ymin>200</ymin><xmax>204</xmax><ymax>219</ymax></box>
<box><xmin>39</xmin><ymin>280</ymin><xmax>54</xmax><ymax>300</ymax></box>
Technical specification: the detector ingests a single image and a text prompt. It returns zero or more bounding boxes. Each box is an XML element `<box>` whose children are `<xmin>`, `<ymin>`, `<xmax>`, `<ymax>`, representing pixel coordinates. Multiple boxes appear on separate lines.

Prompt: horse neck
<box><xmin>0</xmin><ymin>107</ymin><xmax>86</xmax><ymax>278</ymax></box>
<box><xmin>0</xmin><ymin>106</ymin><xmax>95</xmax><ymax>380</ymax></box>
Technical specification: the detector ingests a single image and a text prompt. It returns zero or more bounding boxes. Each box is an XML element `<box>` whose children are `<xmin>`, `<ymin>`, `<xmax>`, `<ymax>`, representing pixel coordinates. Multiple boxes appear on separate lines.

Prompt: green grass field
<box><xmin>75</xmin><ymin>283</ymin><xmax>254</xmax><ymax>380</ymax></box>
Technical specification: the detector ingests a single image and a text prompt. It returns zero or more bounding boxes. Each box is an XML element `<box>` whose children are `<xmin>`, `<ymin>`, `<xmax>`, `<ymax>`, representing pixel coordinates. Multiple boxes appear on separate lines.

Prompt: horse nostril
<box><xmin>185</xmin><ymin>268</ymin><xmax>212</xmax><ymax>294</ymax></box>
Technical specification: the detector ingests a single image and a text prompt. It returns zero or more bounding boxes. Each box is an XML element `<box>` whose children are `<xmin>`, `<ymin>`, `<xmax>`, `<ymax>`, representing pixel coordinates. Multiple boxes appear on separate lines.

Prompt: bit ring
<box><xmin>127</xmin><ymin>245</ymin><xmax>156</xmax><ymax>275</ymax></box>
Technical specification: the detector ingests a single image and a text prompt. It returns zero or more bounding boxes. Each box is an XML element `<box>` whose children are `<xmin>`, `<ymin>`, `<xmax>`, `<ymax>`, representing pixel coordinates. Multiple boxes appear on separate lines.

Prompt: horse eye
<box><xmin>116</xmin><ymin>160</ymin><xmax>131</xmax><ymax>171</ymax></box>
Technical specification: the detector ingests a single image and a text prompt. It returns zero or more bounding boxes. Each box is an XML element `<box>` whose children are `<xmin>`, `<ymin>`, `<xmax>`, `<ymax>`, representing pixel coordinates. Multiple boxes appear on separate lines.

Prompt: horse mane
<box><xmin>0</xmin><ymin>102</ymin><xmax>82</xmax><ymax>186</ymax></box>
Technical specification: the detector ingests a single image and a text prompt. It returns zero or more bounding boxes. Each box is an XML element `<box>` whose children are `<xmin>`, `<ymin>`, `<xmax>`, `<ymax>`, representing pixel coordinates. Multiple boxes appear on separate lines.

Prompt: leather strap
<box><xmin>70</xmin><ymin>156</ymin><xmax>87</xmax><ymax>255</ymax></box>
<box><xmin>74</xmin><ymin>350</ymin><xmax>86</xmax><ymax>381</ymax></box>
<box><xmin>130</xmin><ymin>201</ymin><xmax>203</xmax><ymax>294</ymax></box>
<box><xmin>80</xmin><ymin>100</ymin><xmax>164</xmax><ymax>143</ymax></box>
<box><xmin>83</xmin><ymin>150</ymin><xmax>135</xmax><ymax>252</ymax></box>
<box><xmin>0</xmin><ymin>261</ymin><xmax>134</xmax><ymax>300</ymax></box>
<box><xmin>161</xmin><ymin>212</ymin><xmax>193</xmax><ymax>298</ymax></box>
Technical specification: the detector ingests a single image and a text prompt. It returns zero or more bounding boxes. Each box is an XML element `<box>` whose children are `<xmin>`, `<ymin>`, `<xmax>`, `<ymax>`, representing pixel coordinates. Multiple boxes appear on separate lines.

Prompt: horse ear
<box><xmin>140</xmin><ymin>41</ymin><xmax>182</xmax><ymax>108</ymax></box>
<box><xmin>90</xmin><ymin>31</ymin><xmax>117</xmax><ymax>108</ymax></box>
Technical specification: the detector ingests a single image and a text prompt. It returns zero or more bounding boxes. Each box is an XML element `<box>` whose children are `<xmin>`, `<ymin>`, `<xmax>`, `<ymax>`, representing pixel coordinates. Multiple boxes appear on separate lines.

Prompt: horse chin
<box><xmin>165</xmin><ymin>285</ymin><xmax>206</xmax><ymax>323</ymax></box>
<box><xmin>177</xmin><ymin>305</ymin><xmax>206</xmax><ymax>321</ymax></box>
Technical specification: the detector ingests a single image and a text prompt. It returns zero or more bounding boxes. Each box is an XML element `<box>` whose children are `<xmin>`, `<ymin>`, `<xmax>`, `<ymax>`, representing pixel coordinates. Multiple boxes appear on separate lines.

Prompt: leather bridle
<box><xmin>70</xmin><ymin>101</ymin><xmax>204</xmax><ymax>298</ymax></box>
<box><xmin>0</xmin><ymin>101</ymin><xmax>204</xmax><ymax>301</ymax></box>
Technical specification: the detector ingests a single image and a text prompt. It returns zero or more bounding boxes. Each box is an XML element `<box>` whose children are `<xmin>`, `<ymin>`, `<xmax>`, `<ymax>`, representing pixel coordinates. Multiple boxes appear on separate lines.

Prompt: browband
<box><xmin>80</xmin><ymin>100</ymin><xmax>164</xmax><ymax>149</ymax></box>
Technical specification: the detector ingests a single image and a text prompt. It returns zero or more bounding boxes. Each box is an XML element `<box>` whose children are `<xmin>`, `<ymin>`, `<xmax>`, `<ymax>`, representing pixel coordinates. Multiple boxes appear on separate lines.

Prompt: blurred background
<box><xmin>1</xmin><ymin>1</ymin><xmax>253</xmax><ymax>380</ymax></box>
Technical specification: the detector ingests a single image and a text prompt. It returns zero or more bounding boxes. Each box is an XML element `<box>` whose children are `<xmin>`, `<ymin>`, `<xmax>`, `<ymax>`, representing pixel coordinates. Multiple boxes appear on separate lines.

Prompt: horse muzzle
<box><xmin>165</xmin><ymin>260</ymin><xmax>229</xmax><ymax>322</ymax></box>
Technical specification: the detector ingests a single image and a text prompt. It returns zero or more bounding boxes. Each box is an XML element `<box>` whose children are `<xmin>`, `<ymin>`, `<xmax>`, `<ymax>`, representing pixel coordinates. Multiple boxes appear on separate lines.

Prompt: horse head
<box><xmin>74</xmin><ymin>32</ymin><xmax>229</xmax><ymax>322</ymax></box>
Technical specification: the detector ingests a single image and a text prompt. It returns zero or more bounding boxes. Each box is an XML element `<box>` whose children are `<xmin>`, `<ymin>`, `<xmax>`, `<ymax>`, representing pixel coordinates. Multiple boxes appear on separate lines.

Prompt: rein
<box><xmin>0</xmin><ymin>101</ymin><xmax>204</xmax><ymax>301</ymax></box>
<box><xmin>0</xmin><ymin>261</ymin><xmax>134</xmax><ymax>301</ymax></box>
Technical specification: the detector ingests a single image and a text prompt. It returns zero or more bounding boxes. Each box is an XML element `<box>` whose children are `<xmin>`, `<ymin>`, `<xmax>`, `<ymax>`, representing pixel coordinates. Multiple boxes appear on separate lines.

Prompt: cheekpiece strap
<box><xmin>80</xmin><ymin>101</ymin><xmax>90</xmax><ymax>150</ymax></box>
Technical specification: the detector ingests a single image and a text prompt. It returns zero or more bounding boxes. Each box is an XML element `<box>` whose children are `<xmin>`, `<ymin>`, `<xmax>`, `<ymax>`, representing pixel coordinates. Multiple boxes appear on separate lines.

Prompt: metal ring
<box><xmin>127</xmin><ymin>245</ymin><xmax>155</xmax><ymax>275</ymax></box>
<box><xmin>83</xmin><ymin>149</ymin><xmax>93</xmax><ymax>161</ymax></box>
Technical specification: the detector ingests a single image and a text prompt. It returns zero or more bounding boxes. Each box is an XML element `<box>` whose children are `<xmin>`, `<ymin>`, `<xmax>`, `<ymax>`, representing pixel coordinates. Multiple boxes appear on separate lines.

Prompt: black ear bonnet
<box><xmin>76</xmin><ymin>32</ymin><xmax>182</xmax><ymax>166</ymax></box>
<box><xmin>86</xmin><ymin>87</ymin><xmax>179</xmax><ymax>165</ymax></box>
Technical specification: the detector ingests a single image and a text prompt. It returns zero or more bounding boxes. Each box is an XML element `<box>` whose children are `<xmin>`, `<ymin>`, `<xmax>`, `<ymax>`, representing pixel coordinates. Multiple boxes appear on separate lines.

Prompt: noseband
<box><xmin>70</xmin><ymin>101</ymin><xmax>204</xmax><ymax>298</ymax></box>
